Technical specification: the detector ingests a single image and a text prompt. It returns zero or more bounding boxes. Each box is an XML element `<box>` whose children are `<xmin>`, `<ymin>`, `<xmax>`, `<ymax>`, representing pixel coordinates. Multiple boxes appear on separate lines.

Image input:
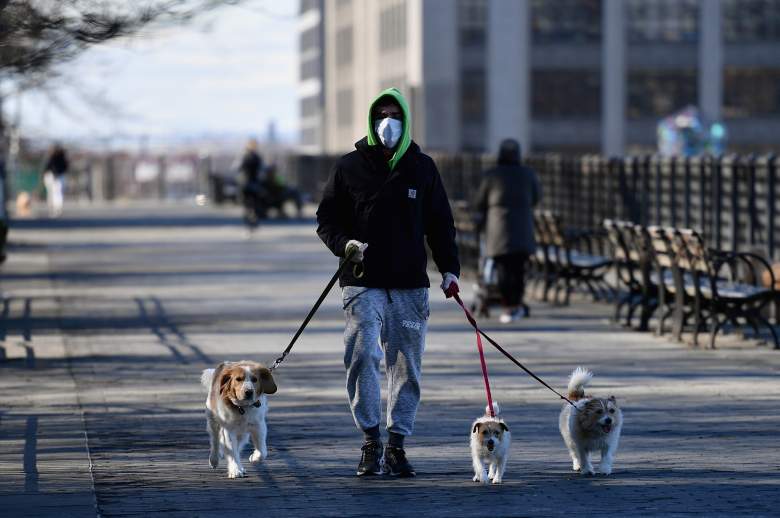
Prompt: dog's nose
<box><xmin>244</xmin><ymin>389</ymin><xmax>254</xmax><ymax>399</ymax></box>
<box><xmin>487</xmin><ymin>439</ymin><xmax>494</xmax><ymax>448</ymax></box>
<box><xmin>604</xmin><ymin>417</ymin><xmax>612</xmax><ymax>425</ymax></box>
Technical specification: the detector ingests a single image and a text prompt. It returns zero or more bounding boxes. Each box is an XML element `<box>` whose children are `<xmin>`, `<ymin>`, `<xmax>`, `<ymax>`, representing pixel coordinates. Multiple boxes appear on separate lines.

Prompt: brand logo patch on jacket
<box><xmin>401</xmin><ymin>320</ymin><xmax>422</xmax><ymax>331</ymax></box>
<box><xmin>408</xmin><ymin>188</ymin><xmax>417</xmax><ymax>199</ymax></box>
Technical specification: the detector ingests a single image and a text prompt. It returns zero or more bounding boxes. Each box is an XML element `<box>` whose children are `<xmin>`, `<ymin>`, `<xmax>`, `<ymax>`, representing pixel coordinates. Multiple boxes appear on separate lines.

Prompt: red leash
<box><xmin>452</xmin><ymin>293</ymin><xmax>496</xmax><ymax>417</ymax></box>
<box><xmin>447</xmin><ymin>287</ymin><xmax>575</xmax><ymax>407</ymax></box>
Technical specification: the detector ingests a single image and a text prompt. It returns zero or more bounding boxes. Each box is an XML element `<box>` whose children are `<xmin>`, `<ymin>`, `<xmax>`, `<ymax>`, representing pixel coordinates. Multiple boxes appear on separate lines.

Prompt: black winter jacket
<box><xmin>316</xmin><ymin>137</ymin><xmax>460</xmax><ymax>288</ymax></box>
<box><xmin>473</xmin><ymin>164</ymin><xmax>541</xmax><ymax>257</ymax></box>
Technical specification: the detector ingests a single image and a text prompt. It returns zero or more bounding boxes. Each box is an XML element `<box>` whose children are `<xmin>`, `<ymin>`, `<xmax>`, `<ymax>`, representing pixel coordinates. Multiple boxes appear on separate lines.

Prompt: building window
<box><xmin>379</xmin><ymin>77</ymin><xmax>406</xmax><ymax>92</ymax></box>
<box><xmin>723</xmin><ymin>0</ymin><xmax>780</xmax><ymax>43</ymax></box>
<box><xmin>301</xmin><ymin>95</ymin><xmax>320</xmax><ymax>118</ymax></box>
<box><xmin>724</xmin><ymin>67</ymin><xmax>780</xmax><ymax>117</ymax></box>
<box><xmin>301</xmin><ymin>127</ymin><xmax>317</xmax><ymax>146</ymax></box>
<box><xmin>626</xmin><ymin>0</ymin><xmax>699</xmax><ymax>43</ymax></box>
<box><xmin>379</xmin><ymin>2</ymin><xmax>407</xmax><ymax>51</ymax></box>
<box><xmin>336</xmin><ymin>26</ymin><xmax>353</xmax><ymax>67</ymax></box>
<box><xmin>531</xmin><ymin>70</ymin><xmax>601</xmax><ymax>118</ymax></box>
<box><xmin>300</xmin><ymin>26</ymin><xmax>320</xmax><ymax>53</ymax></box>
<box><xmin>458</xmin><ymin>0</ymin><xmax>487</xmax><ymax>47</ymax></box>
<box><xmin>300</xmin><ymin>55</ymin><xmax>320</xmax><ymax>81</ymax></box>
<box><xmin>531</xmin><ymin>0</ymin><xmax>602</xmax><ymax>44</ymax></box>
<box><xmin>337</xmin><ymin>88</ymin><xmax>353</xmax><ymax>127</ymax></box>
<box><xmin>300</xmin><ymin>0</ymin><xmax>320</xmax><ymax>15</ymax></box>
<box><xmin>627</xmin><ymin>69</ymin><xmax>698</xmax><ymax>119</ymax></box>
<box><xmin>461</xmin><ymin>68</ymin><xmax>486</xmax><ymax>125</ymax></box>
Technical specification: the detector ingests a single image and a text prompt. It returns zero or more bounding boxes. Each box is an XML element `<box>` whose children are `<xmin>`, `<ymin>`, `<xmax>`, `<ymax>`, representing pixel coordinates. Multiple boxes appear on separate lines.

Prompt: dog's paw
<box><xmin>473</xmin><ymin>474</ymin><xmax>481</xmax><ymax>482</ymax></box>
<box><xmin>491</xmin><ymin>477</ymin><xmax>502</xmax><ymax>485</ymax></box>
<box><xmin>572</xmin><ymin>462</ymin><xmax>581</xmax><ymax>472</ymax></box>
<box><xmin>599</xmin><ymin>466</ymin><xmax>613</xmax><ymax>476</ymax></box>
<box><xmin>209</xmin><ymin>453</ymin><xmax>219</xmax><ymax>469</ymax></box>
<box><xmin>249</xmin><ymin>450</ymin><xmax>263</xmax><ymax>464</ymax></box>
<box><xmin>581</xmin><ymin>467</ymin><xmax>596</xmax><ymax>476</ymax></box>
<box><xmin>227</xmin><ymin>465</ymin><xmax>246</xmax><ymax>479</ymax></box>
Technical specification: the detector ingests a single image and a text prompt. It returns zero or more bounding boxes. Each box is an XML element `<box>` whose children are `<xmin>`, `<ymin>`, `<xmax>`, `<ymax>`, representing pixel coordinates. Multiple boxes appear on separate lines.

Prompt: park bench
<box><xmin>604</xmin><ymin>219</ymin><xmax>657</xmax><ymax>330</ymax></box>
<box><xmin>534</xmin><ymin>211</ymin><xmax>612</xmax><ymax>305</ymax></box>
<box><xmin>605</xmin><ymin>221</ymin><xmax>780</xmax><ymax>349</ymax></box>
<box><xmin>671</xmin><ymin>228</ymin><xmax>779</xmax><ymax>349</ymax></box>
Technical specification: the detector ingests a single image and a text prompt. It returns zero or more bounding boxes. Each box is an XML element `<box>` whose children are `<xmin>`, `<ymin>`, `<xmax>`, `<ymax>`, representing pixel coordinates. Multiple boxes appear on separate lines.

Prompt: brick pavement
<box><xmin>1</xmin><ymin>204</ymin><xmax>779</xmax><ymax>517</ymax></box>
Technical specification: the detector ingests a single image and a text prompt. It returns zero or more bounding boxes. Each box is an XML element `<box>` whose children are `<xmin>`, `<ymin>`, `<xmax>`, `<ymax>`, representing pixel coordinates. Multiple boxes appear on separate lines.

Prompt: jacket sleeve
<box><xmin>316</xmin><ymin>163</ymin><xmax>352</xmax><ymax>258</ymax></box>
<box><xmin>425</xmin><ymin>159</ymin><xmax>460</xmax><ymax>277</ymax></box>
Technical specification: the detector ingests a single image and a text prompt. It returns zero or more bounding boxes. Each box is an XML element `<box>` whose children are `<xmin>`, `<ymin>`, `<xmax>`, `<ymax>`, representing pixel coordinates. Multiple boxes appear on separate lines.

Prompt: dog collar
<box><xmin>232</xmin><ymin>400</ymin><xmax>262</xmax><ymax>415</ymax></box>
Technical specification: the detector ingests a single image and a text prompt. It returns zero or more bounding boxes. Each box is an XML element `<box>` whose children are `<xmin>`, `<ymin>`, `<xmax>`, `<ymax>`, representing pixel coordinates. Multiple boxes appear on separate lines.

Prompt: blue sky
<box><xmin>9</xmin><ymin>1</ymin><xmax>299</xmax><ymax>145</ymax></box>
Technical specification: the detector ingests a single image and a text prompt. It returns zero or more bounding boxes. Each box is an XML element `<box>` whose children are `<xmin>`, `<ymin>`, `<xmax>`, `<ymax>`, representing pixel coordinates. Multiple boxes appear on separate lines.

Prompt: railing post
<box><xmin>640</xmin><ymin>155</ymin><xmax>650</xmax><ymax>227</ymax></box>
<box><xmin>727</xmin><ymin>155</ymin><xmax>740</xmax><ymax>253</ymax></box>
<box><xmin>669</xmin><ymin>156</ymin><xmax>678</xmax><ymax>228</ymax></box>
<box><xmin>713</xmin><ymin>155</ymin><xmax>723</xmax><ymax>251</ymax></box>
<box><xmin>747</xmin><ymin>155</ymin><xmax>758</xmax><ymax>247</ymax></box>
<box><xmin>684</xmin><ymin>156</ymin><xmax>692</xmax><ymax>228</ymax></box>
<box><xmin>769</xmin><ymin>154</ymin><xmax>777</xmax><ymax>260</ymax></box>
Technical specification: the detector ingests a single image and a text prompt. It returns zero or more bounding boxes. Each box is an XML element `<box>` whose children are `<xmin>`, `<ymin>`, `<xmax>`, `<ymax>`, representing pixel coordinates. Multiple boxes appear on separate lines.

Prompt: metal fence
<box><xmin>286</xmin><ymin>152</ymin><xmax>778</xmax><ymax>261</ymax></box>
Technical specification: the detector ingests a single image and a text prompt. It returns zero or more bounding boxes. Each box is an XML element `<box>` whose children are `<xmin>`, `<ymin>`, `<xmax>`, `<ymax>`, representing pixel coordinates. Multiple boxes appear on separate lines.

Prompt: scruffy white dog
<box><xmin>470</xmin><ymin>403</ymin><xmax>511</xmax><ymax>484</ymax></box>
<box><xmin>559</xmin><ymin>367</ymin><xmax>622</xmax><ymax>476</ymax></box>
<box><xmin>201</xmin><ymin>361</ymin><xmax>277</xmax><ymax>478</ymax></box>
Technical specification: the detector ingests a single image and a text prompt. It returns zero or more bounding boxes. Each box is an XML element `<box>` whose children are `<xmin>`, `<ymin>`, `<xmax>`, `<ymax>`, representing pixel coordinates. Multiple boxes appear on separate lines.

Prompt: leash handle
<box><xmin>269</xmin><ymin>247</ymin><xmax>361</xmax><ymax>371</ymax></box>
<box><xmin>452</xmin><ymin>293</ymin><xmax>575</xmax><ymax>407</ymax></box>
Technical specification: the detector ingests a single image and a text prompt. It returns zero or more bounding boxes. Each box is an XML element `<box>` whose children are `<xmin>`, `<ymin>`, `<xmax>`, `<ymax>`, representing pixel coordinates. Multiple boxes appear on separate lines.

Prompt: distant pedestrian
<box><xmin>316</xmin><ymin>88</ymin><xmax>460</xmax><ymax>478</ymax></box>
<box><xmin>238</xmin><ymin>138</ymin><xmax>265</xmax><ymax>232</ymax></box>
<box><xmin>473</xmin><ymin>139</ymin><xmax>541</xmax><ymax>323</ymax></box>
<box><xmin>43</xmin><ymin>143</ymin><xmax>69</xmax><ymax>218</ymax></box>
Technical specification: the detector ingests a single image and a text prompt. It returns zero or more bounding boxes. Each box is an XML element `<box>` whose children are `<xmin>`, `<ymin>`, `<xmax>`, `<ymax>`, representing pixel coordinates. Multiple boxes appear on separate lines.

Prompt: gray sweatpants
<box><xmin>342</xmin><ymin>287</ymin><xmax>429</xmax><ymax>436</ymax></box>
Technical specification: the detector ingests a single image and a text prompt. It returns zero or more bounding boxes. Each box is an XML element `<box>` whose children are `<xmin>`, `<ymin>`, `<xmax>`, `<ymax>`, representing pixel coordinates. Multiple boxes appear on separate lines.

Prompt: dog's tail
<box><xmin>200</xmin><ymin>368</ymin><xmax>215</xmax><ymax>391</ymax></box>
<box><xmin>567</xmin><ymin>367</ymin><xmax>593</xmax><ymax>401</ymax></box>
<box><xmin>485</xmin><ymin>402</ymin><xmax>500</xmax><ymax>417</ymax></box>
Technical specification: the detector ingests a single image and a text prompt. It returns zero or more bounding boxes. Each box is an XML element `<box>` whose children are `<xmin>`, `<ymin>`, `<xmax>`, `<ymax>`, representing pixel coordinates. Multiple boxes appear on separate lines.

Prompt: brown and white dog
<box><xmin>200</xmin><ymin>361</ymin><xmax>277</xmax><ymax>478</ymax></box>
<box><xmin>559</xmin><ymin>367</ymin><xmax>622</xmax><ymax>476</ymax></box>
<box><xmin>470</xmin><ymin>403</ymin><xmax>511</xmax><ymax>484</ymax></box>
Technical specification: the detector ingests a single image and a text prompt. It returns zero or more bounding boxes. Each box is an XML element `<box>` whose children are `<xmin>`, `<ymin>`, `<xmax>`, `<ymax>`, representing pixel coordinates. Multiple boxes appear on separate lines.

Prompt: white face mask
<box><xmin>374</xmin><ymin>117</ymin><xmax>403</xmax><ymax>149</ymax></box>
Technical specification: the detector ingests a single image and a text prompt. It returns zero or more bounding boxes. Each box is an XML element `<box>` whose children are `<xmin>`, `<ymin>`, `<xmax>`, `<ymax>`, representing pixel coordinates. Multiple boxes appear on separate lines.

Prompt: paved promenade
<box><xmin>1</xmin><ymin>204</ymin><xmax>779</xmax><ymax>517</ymax></box>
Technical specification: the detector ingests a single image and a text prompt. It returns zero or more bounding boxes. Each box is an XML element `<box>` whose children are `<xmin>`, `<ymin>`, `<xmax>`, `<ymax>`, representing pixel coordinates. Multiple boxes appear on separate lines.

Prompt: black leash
<box><xmin>452</xmin><ymin>293</ymin><xmax>575</xmax><ymax>406</ymax></box>
<box><xmin>269</xmin><ymin>248</ymin><xmax>360</xmax><ymax>371</ymax></box>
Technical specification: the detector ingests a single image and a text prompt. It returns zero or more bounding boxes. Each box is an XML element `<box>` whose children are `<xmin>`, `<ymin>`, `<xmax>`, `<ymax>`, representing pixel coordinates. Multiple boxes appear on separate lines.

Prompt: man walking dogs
<box><xmin>317</xmin><ymin>88</ymin><xmax>460</xmax><ymax>477</ymax></box>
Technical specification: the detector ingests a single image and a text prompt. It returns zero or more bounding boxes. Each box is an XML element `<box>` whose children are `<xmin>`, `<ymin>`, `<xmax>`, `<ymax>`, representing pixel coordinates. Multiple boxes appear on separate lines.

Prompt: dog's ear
<box><xmin>256</xmin><ymin>366</ymin><xmax>277</xmax><ymax>395</ymax></box>
<box><xmin>472</xmin><ymin>422</ymin><xmax>481</xmax><ymax>434</ymax></box>
<box><xmin>499</xmin><ymin>422</ymin><xmax>510</xmax><ymax>433</ymax></box>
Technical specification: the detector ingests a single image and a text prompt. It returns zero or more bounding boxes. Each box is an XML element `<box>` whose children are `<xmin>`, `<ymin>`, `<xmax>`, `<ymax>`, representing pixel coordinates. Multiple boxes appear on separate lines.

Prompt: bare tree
<box><xmin>0</xmin><ymin>0</ymin><xmax>243</xmax><ymax>218</ymax></box>
<box><xmin>0</xmin><ymin>0</ymin><xmax>243</xmax><ymax>81</ymax></box>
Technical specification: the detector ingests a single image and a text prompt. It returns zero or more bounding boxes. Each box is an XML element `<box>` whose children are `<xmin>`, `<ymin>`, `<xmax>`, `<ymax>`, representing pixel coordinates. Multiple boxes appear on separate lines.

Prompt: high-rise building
<box><xmin>299</xmin><ymin>0</ymin><xmax>780</xmax><ymax>155</ymax></box>
<box><xmin>299</xmin><ymin>0</ymin><xmax>326</xmax><ymax>153</ymax></box>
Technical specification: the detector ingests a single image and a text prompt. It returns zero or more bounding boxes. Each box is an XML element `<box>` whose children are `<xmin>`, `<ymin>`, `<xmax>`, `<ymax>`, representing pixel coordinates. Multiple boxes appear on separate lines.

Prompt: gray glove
<box><xmin>345</xmin><ymin>240</ymin><xmax>368</xmax><ymax>263</ymax></box>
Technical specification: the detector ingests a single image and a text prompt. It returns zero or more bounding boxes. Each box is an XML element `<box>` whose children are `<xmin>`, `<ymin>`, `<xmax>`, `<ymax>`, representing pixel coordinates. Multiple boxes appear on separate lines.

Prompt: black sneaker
<box><xmin>356</xmin><ymin>440</ymin><xmax>383</xmax><ymax>476</ymax></box>
<box><xmin>383</xmin><ymin>446</ymin><xmax>416</xmax><ymax>477</ymax></box>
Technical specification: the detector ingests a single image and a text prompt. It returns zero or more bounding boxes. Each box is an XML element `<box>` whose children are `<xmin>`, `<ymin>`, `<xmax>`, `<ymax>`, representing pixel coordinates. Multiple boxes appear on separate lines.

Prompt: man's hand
<box><xmin>441</xmin><ymin>272</ymin><xmax>459</xmax><ymax>298</ymax></box>
<box><xmin>345</xmin><ymin>240</ymin><xmax>368</xmax><ymax>263</ymax></box>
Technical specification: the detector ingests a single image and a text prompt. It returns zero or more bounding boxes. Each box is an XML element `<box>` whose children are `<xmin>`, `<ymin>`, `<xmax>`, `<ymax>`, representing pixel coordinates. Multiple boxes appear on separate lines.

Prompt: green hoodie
<box><xmin>366</xmin><ymin>87</ymin><xmax>412</xmax><ymax>171</ymax></box>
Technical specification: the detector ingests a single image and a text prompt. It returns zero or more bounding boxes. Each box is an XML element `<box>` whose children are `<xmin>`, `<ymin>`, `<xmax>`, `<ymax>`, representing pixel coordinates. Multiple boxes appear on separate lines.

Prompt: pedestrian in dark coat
<box><xmin>238</xmin><ymin>138</ymin><xmax>265</xmax><ymax>231</ymax></box>
<box><xmin>473</xmin><ymin>138</ymin><xmax>541</xmax><ymax>323</ymax></box>
<box><xmin>316</xmin><ymin>87</ymin><xmax>460</xmax><ymax>478</ymax></box>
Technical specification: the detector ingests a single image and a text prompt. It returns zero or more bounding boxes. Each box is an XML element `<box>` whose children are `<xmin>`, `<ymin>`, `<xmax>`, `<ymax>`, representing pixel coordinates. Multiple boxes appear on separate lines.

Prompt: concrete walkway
<box><xmin>1</xmin><ymin>204</ymin><xmax>779</xmax><ymax>517</ymax></box>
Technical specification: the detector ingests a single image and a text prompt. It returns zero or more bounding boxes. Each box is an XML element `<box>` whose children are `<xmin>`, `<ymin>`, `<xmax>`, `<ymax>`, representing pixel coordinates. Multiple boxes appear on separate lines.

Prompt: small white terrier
<box><xmin>470</xmin><ymin>403</ymin><xmax>511</xmax><ymax>484</ymax></box>
<box><xmin>201</xmin><ymin>361</ymin><xmax>277</xmax><ymax>479</ymax></box>
<box><xmin>559</xmin><ymin>367</ymin><xmax>622</xmax><ymax>476</ymax></box>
